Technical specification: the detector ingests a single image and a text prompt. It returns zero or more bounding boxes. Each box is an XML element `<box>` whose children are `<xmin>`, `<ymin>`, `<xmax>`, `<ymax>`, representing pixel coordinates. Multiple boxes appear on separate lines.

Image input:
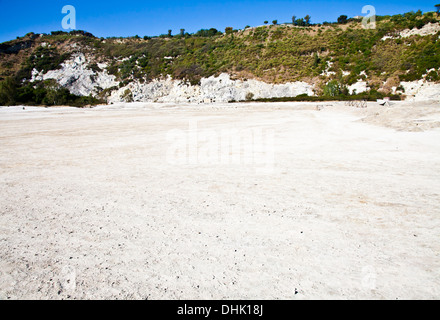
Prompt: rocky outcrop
<box><xmin>30</xmin><ymin>53</ymin><xmax>316</xmax><ymax>103</ymax></box>
<box><xmin>31</xmin><ymin>53</ymin><xmax>119</xmax><ymax>97</ymax></box>
<box><xmin>30</xmin><ymin>51</ymin><xmax>440</xmax><ymax>104</ymax></box>
<box><xmin>401</xmin><ymin>80</ymin><xmax>440</xmax><ymax>101</ymax></box>
<box><xmin>108</xmin><ymin>73</ymin><xmax>316</xmax><ymax>104</ymax></box>
<box><xmin>347</xmin><ymin>81</ymin><xmax>369</xmax><ymax>95</ymax></box>
<box><xmin>382</xmin><ymin>22</ymin><xmax>440</xmax><ymax>41</ymax></box>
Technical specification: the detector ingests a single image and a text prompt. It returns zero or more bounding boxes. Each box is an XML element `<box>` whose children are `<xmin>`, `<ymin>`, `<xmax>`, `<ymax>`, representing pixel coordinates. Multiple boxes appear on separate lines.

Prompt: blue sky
<box><xmin>0</xmin><ymin>0</ymin><xmax>436</xmax><ymax>42</ymax></box>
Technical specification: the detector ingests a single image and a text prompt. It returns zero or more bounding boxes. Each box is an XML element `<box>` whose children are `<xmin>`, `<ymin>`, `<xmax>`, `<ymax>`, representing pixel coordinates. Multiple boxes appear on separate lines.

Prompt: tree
<box><xmin>295</xmin><ymin>18</ymin><xmax>305</xmax><ymax>26</ymax></box>
<box><xmin>168</xmin><ymin>29</ymin><xmax>172</xmax><ymax>37</ymax></box>
<box><xmin>323</xmin><ymin>80</ymin><xmax>342</xmax><ymax>97</ymax></box>
<box><xmin>42</xmin><ymin>80</ymin><xmax>73</xmax><ymax>106</ymax></box>
<box><xmin>272</xmin><ymin>20</ymin><xmax>278</xmax><ymax>25</ymax></box>
<box><xmin>304</xmin><ymin>15</ymin><xmax>311</xmax><ymax>26</ymax></box>
<box><xmin>0</xmin><ymin>77</ymin><xmax>18</xmax><ymax>106</ymax></box>
<box><xmin>436</xmin><ymin>4</ymin><xmax>440</xmax><ymax>15</ymax></box>
<box><xmin>313</xmin><ymin>53</ymin><xmax>321</xmax><ymax>68</ymax></box>
<box><xmin>337</xmin><ymin>15</ymin><xmax>348</xmax><ymax>24</ymax></box>
<box><xmin>225</xmin><ymin>27</ymin><xmax>233</xmax><ymax>35</ymax></box>
<box><xmin>195</xmin><ymin>28</ymin><xmax>221</xmax><ymax>37</ymax></box>
<box><xmin>121</xmin><ymin>89</ymin><xmax>133</xmax><ymax>103</ymax></box>
<box><xmin>180</xmin><ymin>29</ymin><xmax>185</xmax><ymax>36</ymax></box>
<box><xmin>292</xmin><ymin>15</ymin><xmax>297</xmax><ymax>25</ymax></box>
<box><xmin>415</xmin><ymin>19</ymin><xmax>425</xmax><ymax>29</ymax></box>
<box><xmin>264</xmin><ymin>21</ymin><xmax>268</xmax><ymax>24</ymax></box>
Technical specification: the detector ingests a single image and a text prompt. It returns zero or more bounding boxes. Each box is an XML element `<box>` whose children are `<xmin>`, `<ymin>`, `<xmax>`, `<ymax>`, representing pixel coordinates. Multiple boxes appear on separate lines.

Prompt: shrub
<box><xmin>337</xmin><ymin>15</ymin><xmax>348</xmax><ymax>24</ymax></box>
<box><xmin>51</xmin><ymin>31</ymin><xmax>68</xmax><ymax>36</ymax></box>
<box><xmin>304</xmin><ymin>15</ymin><xmax>311</xmax><ymax>26</ymax></box>
<box><xmin>0</xmin><ymin>77</ymin><xmax>18</xmax><ymax>106</ymax></box>
<box><xmin>323</xmin><ymin>80</ymin><xmax>341</xmax><ymax>97</ymax></box>
<box><xmin>0</xmin><ymin>78</ymin><xmax>103</xmax><ymax>107</ymax></box>
<box><xmin>245</xmin><ymin>92</ymin><xmax>255</xmax><ymax>100</ymax></box>
<box><xmin>28</xmin><ymin>46</ymin><xmax>70</xmax><ymax>73</ymax></box>
<box><xmin>42</xmin><ymin>80</ymin><xmax>75</xmax><ymax>105</ymax></box>
<box><xmin>89</xmin><ymin>63</ymin><xmax>102</xmax><ymax>73</ymax></box>
<box><xmin>295</xmin><ymin>18</ymin><xmax>305</xmax><ymax>26</ymax></box>
<box><xmin>194</xmin><ymin>28</ymin><xmax>222</xmax><ymax>37</ymax></box>
<box><xmin>121</xmin><ymin>89</ymin><xmax>133</xmax><ymax>102</ymax></box>
<box><xmin>396</xmin><ymin>85</ymin><xmax>405</xmax><ymax>92</ymax></box>
<box><xmin>425</xmin><ymin>70</ymin><xmax>440</xmax><ymax>82</ymax></box>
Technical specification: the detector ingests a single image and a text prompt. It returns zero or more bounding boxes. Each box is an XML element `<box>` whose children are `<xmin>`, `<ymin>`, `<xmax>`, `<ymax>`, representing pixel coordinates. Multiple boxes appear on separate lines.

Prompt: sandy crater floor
<box><xmin>0</xmin><ymin>101</ymin><xmax>439</xmax><ymax>299</ymax></box>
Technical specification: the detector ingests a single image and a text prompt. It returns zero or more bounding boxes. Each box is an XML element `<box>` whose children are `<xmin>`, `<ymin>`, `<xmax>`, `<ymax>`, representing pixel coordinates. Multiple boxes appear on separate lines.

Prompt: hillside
<box><xmin>1</xmin><ymin>10</ymin><xmax>440</xmax><ymax>106</ymax></box>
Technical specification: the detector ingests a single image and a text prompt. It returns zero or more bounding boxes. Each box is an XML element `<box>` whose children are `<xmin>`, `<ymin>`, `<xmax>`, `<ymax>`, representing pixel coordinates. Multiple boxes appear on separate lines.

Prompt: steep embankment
<box><xmin>1</xmin><ymin>12</ymin><xmax>440</xmax><ymax>105</ymax></box>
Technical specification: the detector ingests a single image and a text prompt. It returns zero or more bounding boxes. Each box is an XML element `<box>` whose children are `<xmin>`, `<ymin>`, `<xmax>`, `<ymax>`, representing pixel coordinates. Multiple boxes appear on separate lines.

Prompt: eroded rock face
<box><xmin>31</xmin><ymin>54</ymin><xmax>316</xmax><ymax>103</ymax></box>
<box><xmin>30</xmin><ymin>52</ymin><xmax>440</xmax><ymax>104</ymax></box>
<box><xmin>401</xmin><ymin>80</ymin><xmax>440</xmax><ymax>101</ymax></box>
<box><xmin>399</xmin><ymin>23</ymin><xmax>440</xmax><ymax>38</ymax></box>
<box><xmin>347</xmin><ymin>81</ymin><xmax>369</xmax><ymax>95</ymax></box>
<box><xmin>382</xmin><ymin>22</ymin><xmax>440</xmax><ymax>40</ymax></box>
<box><xmin>31</xmin><ymin>53</ymin><xmax>119</xmax><ymax>97</ymax></box>
<box><xmin>108</xmin><ymin>73</ymin><xmax>316</xmax><ymax>104</ymax></box>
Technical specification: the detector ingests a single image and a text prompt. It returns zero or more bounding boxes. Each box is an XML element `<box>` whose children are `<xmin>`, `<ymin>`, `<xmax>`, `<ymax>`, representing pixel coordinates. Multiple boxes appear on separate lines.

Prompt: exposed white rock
<box><xmin>199</xmin><ymin>74</ymin><xmax>315</xmax><ymax>102</ymax></box>
<box><xmin>348</xmin><ymin>81</ymin><xmax>369</xmax><ymax>95</ymax></box>
<box><xmin>381</xmin><ymin>35</ymin><xmax>395</xmax><ymax>41</ymax></box>
<box><xmin>421</xmin><ymin>68</ymin><xmax>440</xmax><ymax>81</ymax></box>
<box><xmin>321</xmin><ymin>61</ymin><xmax>335</xmax><ymax>77</ymax></box>
<box><xmin>118</xmin><ymin>57</ymin><xmax>130</xmax><ymax>62</ymax></box>
<box><xmin>382</xmin><ymin>22</ymin><xmax>440</xmax><ymax>40</ymax></box>
<box><xmin>109</xmin><ymin>76</ymin><xmax>200</xmax><ymax>103</ymax></box>
<box><xmin>400</xmin><ymin>22</ymin><xmax>440</xmax><ymax>38</ymax></box>
<box><xmin>401</xmin><ymin>80</ymin><xmax>440</xmax><ymax>101</ymax></box>
<box><xmin>108</xmin><ymin>73</ymin><xmax>315</xmax><ymax>104</ymax></box>
<box><xmin>31</xmin><ymin>53</ymin><xmax>119</xmax><ymax>97</ymax></box>
<box><xmin>28</xmin><ymin>53</ymin><xmax>439</xmax><ymax>104</ymax></box>
<box><xmin>97</xmin><ymin>62</ymin><xmax>108</xmax><ymax>69</ymax></box>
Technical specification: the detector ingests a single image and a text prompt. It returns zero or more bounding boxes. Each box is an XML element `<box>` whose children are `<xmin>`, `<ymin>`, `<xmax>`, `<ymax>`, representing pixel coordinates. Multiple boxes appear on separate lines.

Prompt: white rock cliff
<box><xmin>30</xmin><ymin>53</ymin><xmax>440</xmax><ymax>103</ymax></box>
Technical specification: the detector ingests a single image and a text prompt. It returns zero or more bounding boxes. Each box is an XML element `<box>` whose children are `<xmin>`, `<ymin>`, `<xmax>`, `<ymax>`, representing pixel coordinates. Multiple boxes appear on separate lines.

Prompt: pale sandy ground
<box><xmin>0</xmin><ymin>101</ymin><xmax>439</xmax><ymax>300</ymax></box>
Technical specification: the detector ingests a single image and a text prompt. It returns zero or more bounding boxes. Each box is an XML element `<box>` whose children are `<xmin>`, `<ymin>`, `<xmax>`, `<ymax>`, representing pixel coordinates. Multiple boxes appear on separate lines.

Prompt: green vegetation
<box><xmin>28</xmin><ymin>46</ymin><xmax>71</xmax><ymax>73</ymax></box>
<box><xmin>241</xmin><ymin>91</ymin><xmax>402</xmax><ymax>103</ymax></box>
<box><xmin>304</xmin><ymin>15</ymin><xmax>311</xmax><ymax>26</ymax></box>
<box><xmin>323</xmin><ymin>80</ymin><xmax>348</xmax><ymax>97</ymax></box>
<box><xmin>193</xmin><ymin>28</ymin><xmax>222</xmax><ymax>37</ymax></box>
<box><xmin>0</xmin><ymin>77</ymin><xmax>103</xmax><ymax>107</ymax></box>
<box><xmin>0</xmin><ymin>77</ymin><xmax>17</xmax><ymax>106</ymax></box>
<box><xmin>338</xmin><ymin>15</ymin><xmax>348</xmax><ymax>24</ymax></box>
<box><xmin>0</xmin><ymin>9</ymin><xmax>439</xmax><ymax>106</ymax></box>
